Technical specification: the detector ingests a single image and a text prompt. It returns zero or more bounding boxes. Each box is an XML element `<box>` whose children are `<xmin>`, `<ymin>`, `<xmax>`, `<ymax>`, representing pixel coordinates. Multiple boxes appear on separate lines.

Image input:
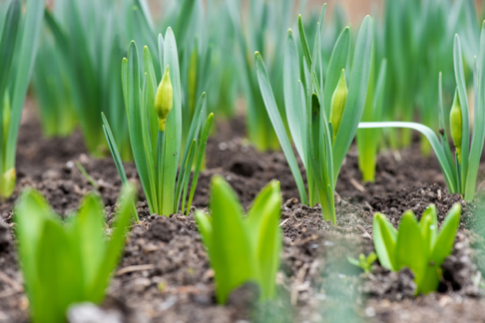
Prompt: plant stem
<box><xmin>157</xmin><ymin>130</ymin><xmax>165</xmax><ymax>215</ymax></box>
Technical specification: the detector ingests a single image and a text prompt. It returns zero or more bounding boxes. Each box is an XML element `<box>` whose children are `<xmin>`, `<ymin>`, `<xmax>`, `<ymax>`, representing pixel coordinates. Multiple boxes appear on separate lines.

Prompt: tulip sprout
<box><xmin>0</xmin><ymin>0</ymin><xmax>45</xmax><ymax>199</ymax></box>
<box><xmin>256</xmin><ymin>7</ymin><xmax>373</xmax><ymax>224</ymax></box>
<box><xmin>15</xmin><ymin>184</ymin><xmax>137</xmax><ymax>323</ymax></box>
<box><xmin>373</xmin><ymin>204</ymin><xmax>461</xmax><ymax>295</ymax></box>
<box><xmin>196</xmin><ymin>176</ymin><xmax>282</xmax><ymax>304</ymax></box>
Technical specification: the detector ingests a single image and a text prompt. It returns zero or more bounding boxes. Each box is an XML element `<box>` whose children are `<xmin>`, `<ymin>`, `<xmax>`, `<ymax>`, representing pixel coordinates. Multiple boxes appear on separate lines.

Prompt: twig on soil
<box><xmin>357</xmin><ymin>225</ymin><xmax>372</xmax><ymax>239</ymax></box>
<box><xmin>0</xmin><ymin>272</ymin><xmax>23</xmax><ymax>292</ymax></box>
<box><xmin>350</xmin><ymin>178</ymin><xmax>366</xmax><ymax>192</ymax></box>
<box><xmin>115</xmin><ymin>264</ymin><xmax>155</xmax><ymax>276</ymax></box>
<box><xmin>279</xmin><ymin>218</ymin><xmax>290</xmax><ymax>227</ymax></box>
<box><xmin>0</xmin><ymin>289</ymin><xmax>19</xmax><ymax>298</ymax></box>
<box><xmin>291</xmin><ymin>263</ymin><xmax>309</xmax><ymax>305</ymax></box>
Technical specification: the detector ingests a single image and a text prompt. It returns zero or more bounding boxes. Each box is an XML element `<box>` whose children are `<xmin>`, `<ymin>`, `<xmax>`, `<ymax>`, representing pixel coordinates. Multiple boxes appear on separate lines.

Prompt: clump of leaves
<box><xmin>347</xmin><ymin>252</ymin><xmax>377</xmax><ymax>273</ymax></box>
<box><xmin>14</xmin><ymin>184</ymin><xmax>137</xmax><ymax>323</ymax></box>
<box><xmin>195</xmin><ymin>176</ymin><xmax>282</xmax><ymax>304</ymax></box>
<box><xmin>103</xmin><ymin>29</ymin><xmax>213</xmax><ymax>217</ymax></box>
<box><xmin>256</xmin><ymin>6</ymin><xmax>373</xmax><ymax>224</ymax></box>
<box><xmin>373</xmin><ymin>204</ymin><xmax>461</xmax><ymax>295</ymax></box>
<box><xmin>0</xmin><ymin>0</ymin><xmax>44</xmax><ymax>199</ymax></box>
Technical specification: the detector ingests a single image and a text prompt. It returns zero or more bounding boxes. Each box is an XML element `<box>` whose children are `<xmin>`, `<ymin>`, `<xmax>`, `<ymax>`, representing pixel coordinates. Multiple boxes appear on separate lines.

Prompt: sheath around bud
<box><xmin>449</xmin><ymin>92</ymin><xmax>462</xmax><ymax>163</ymax></box>
<box><xmin>154</xmin><ymin>66</ymin><xmax>173</xmax><ymax>131</ymax></box>
<box><xmin>0</xmin><ymin>168</ymin><xmax>16</xmax><ymax>199</ymax></box>
<box><xmin>330</xmin><ymin>69</ymin><xmax>348</xmax><ymax>143</ymax></box>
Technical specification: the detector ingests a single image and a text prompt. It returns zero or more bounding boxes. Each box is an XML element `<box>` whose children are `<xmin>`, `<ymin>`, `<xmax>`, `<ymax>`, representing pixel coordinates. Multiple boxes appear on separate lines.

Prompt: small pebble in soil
<box><xmin>67</xmin><ymin>303</ymin><xmax>123</xmax><ymax>323</ymax></box>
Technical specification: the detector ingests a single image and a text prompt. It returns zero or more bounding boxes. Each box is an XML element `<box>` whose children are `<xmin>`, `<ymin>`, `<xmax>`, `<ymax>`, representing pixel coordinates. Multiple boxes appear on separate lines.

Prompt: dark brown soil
<box><xmin>2</xmin><ymin>109</ymin><xmax>485</xmax><ymax>323</ymax></box>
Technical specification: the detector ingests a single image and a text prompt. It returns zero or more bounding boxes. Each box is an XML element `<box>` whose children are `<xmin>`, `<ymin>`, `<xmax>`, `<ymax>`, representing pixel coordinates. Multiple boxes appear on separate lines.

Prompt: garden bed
<box><xmin>2</xmin><ymin>110</ymin><xmax>485</xmax><ymax>323</ymax></box>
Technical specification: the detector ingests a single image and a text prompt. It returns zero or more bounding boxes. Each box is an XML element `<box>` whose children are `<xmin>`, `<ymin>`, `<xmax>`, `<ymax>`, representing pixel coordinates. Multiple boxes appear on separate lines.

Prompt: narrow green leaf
<box><xmin>6</xmin><ymin>0</ymin><xmax>45</xmax><ymax>171</ymax></box>
<box><xmin>90</xmin><ymin>184</ymin><xmax>137</xmax><ymax>302</ymax></box>
<box><xmin>373</xmin><ymin>213</ymin><xmax>398</xmax><ymax>270</ymax></box>
<box><xmin>175</xmin><ymin>93</ymin><xmax>206</xmax><ymax>212</ymax></box>
<box><xmin>323</xmin><ymin>27</ymin><xmax>350</xmax><ymax>117</ymax></box>
<box><xmin>72</xmin><ymin>193</ymin><xmax>106</xmax><ymax>288</ymax></box>
<box><xmin>395</xmin><ymin>212</ymin><xmax>427</xmax><ymax>289</ymax></box>
<box><xmin>179</xmin><ymin>140</ymin><xmax>197</xmax><ymax>213</ymax></box>
<box><xmin>161</xmin><ymin>27</ymin><xmax>182</xmax><ymax>216</ymax></box>
<box><xmin>430</xmin><ymin>203</ymin><xmax>461</xmax><ymax>266</ymax></box>
<box><xmin>465</xmin><ymin>22</ymin><xmax>485</xmax><ymax>201</ymax></box>
<box><xmin>284</xmin><ymin>29</ymin><xmax>306</xmax><ymax>164</ymax></box>
<box><xmin>246</xmin><ymin>180</ymin><xmax>281</xmax><ymax>300</ymax></box>
<box><xmin>453</xmin><ymin>35</ymin><xmax>470</xmax><ymax>191</ymax></box>
<box><xmin>0</xmin><ymin>0</ymin><xmax>20</xmax><ymax>100</ymax></box>
<box><xmin>195</xmin><ymin>210</ymin><xmax>213</xmax><ymax>252</ymax></box>
<box><xmin>298</xmin><ymin>14</ymin><xmax>312</xmax><ymax>68</ymax></box>
<box><xmin>255</xmin><ymin>52</ymin><xmax>308</xmax><ymax>205</ymax></box>
<box><xmin>332</xmin><ymin>16</ymin><xmax>373</xmax><ymax>183</ymax></box>
<box><xmin>186</xmin><ymin>113</ymin><xmax>214</xmax><ymax>215</ymax></box>
<box><xmin>359</xmin><ymin>122</ymin><xmax>457</xmax><ymax>193</ymax></box>
<box><xmin>102</xmin><ymin>113</ymin><xmax>128</xmax><ymax>184</ymax></box>
<box><xmin>35</xmin><ymin>220</ymin><xmax>84</xmax><ymax>323</ymax></box>
<box><xmin>208</xmin><ymin>176</ymin><xmax>256</xmax><ymax>304</ymax></box>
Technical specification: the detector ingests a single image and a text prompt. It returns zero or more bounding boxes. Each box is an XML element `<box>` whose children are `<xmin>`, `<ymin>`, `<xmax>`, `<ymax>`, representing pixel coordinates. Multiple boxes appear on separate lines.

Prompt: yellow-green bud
<box><xmin>450</xmin><ymin>93</ymin><xmax>462</xmax><ymax>163</ymax></box>
<box><xmin>0</xmin><ymin>168</ymin><xmax>16</xmax><ymax>199</ymax></box>
<box><xmin>329</xmin><ymin>69</ymin><xmax>348</xmax><ymax>143</ymax></box>
<box><xmin>154</xmin><ymin>66</ymin><xmax>173</xmax><ymax>131</ymax></box>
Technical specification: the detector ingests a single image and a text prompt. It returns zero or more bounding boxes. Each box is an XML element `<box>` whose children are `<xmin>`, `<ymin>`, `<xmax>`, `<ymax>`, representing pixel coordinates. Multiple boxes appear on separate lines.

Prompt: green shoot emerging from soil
<box><xmin>347</xmin><ymin>252</ymin><xmax>377</xmax><ymax>274</ymax></box>
<box><xmin>359</xmin><ymin>22</ymin><xmax>485</xmax><ymax>201</ymax></box>
<box><xmin>104</xmin><ymin>29</ymin><xmax>213</xmax><ymax>217</ymax></box>
<box><xmin>0</xmin><ymin>0</ymin><xmax>44</xmax><ymax>199</ymax></box>
<box><xmin>356</xmin><ymin>59</ymin><xmax>387</xmax><ymax>183</ymax></box>
<box><xmin>195</xmin><ymin>176</ymin><xmax>282</xmax><ymax>304</ymax></box>
<box><xmin>255</xmin><ymin>6</ymin><xmax>373</xmax><ymax>224</ymax></box>
<box><xmin>373</xmin><ymin>204</ymin><xmax>461</xmax><ymax>295</ymax></box>
<box><xmin>14</xmin><ymin>184</ymin><xmax>137</xmax><ymax>323</ymax></box>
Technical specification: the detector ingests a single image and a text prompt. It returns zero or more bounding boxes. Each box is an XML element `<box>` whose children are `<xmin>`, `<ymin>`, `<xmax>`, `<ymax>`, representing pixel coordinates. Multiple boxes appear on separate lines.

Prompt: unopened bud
<box><xmin>154</xmin><ymin>66</ymin><xmax>173</xmax><ymax>131</ymax></box>
<box><xmin>0</xmin><ymin>168</ymin><xmax>16</xmax><ymax>199</ymax></box>
<box><xmin>330</xmin><ymin>69</ymin><xmax>348</xmax><ymax>143</ymax></box>
<box><xmin>449</xmin><ymin>92</ymin><xmax>462</xmax><ymax>163</ymax></box>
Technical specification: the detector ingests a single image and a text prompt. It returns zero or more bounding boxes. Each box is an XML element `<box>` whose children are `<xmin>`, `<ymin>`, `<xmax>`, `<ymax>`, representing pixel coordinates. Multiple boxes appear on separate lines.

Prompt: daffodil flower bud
<box><xmin>0</xmin><ymin>168</ymin><xmax>16</xmax><ymax>199</ymax></box>
<box><xmin>154</xmin><ymin>66</ymin><xmax>173</xmax><ymax>132</ymax></box>
<box><xmin>330</xmin><ymin>69</ymin><xmax>348</xmax><ymax>143</ymax></box>
<box><xmin>450</xmin><ymin>92</ymin><xmax>462</xmax><ymax>163</ymax></box>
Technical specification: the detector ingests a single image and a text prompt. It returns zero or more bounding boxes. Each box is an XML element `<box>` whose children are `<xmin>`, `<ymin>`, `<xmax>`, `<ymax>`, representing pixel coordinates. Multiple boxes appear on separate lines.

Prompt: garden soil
<box><xmin>2</xmin><ymin>109</ymin><xmax>485</xmax><ymax>322</ymax></box>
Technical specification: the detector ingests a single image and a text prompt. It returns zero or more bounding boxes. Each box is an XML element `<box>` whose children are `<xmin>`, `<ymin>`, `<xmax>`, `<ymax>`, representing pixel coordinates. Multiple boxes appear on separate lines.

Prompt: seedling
<box><xmin>359</xmin><ymin>23</ymin><xmax>485</xmax><ymax>201</ymax></box>
<box><xmin>104</xmin><ymin>29</ymin><xmax>213</xmax><ymax>217</ymax></box>
<box><xmin>14</xmin><ymin>184</ymin><xmax>137</xmax><ymax>323</ymax></box>
<box><xmin>32</xmin><ymin>35</ymin><xmax>77</xmax><ymax>137</ymax></box>
<box><xmin>356</xmin><ymin>59</ymin><xmax>387</xmax><ymax>183</ymax></box>
<box><xmin>373</xmin><ymin>204</ymin><xmax>461</xmax><ymax>295</ymax></box>
<box><xmin>256</xmin><ymin>7</ymin><xmax>373</xmax><ymax>224</ymax></box>
<box><xmin>195</xmin><ymin>176</ymin><xmax>282</xmax><ymax>304</ymax></box>
<box><xmin>347</xmin><ymin>252</ymin><xmax>377</xmax><ymax>274</ymax></box>
<box><xmin>0</xmin><ymin>0</ymin><xmax>45</xmax><ymax>199</ymax></box>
